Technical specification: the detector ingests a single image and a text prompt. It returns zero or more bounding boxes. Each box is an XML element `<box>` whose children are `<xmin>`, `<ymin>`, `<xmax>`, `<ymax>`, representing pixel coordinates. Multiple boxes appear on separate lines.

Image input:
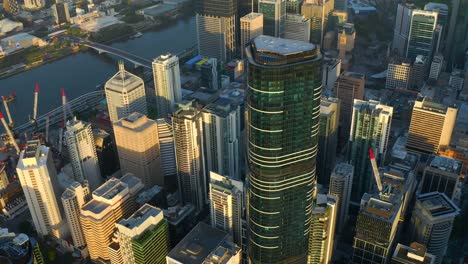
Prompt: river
<box><xmin>0</xmin><ymin>15</ymin><xmax>197</xmax><ymax>133</ymax></box>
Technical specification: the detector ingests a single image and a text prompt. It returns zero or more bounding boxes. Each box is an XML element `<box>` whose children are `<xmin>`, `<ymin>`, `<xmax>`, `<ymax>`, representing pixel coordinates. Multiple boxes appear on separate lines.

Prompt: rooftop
<box><xmin>417</xmin><ymin>192</ymin><xmax>460</xmax><ymax>218</ymax></box>
<box><xmin>118</xmin><ymin>204</ymin><xmax>163</xmax><ymax>231</ymax></box>
<box><xmin>331</xmin><ymin>163</ymin><xmax>354</xmax><ymax>178</ymax></box>
<box><xmin>252</xmin><ymin>35</ymin><xmax>316</xmax><ymax>56</ymax></box>
<box><xmin>241</xmin><ymin>12</ymin><xmax>263</xmax><ymax>20</ymax></box>
<box><xmin>105</xmin><ymin>63</ymin><xmax>144</xmax><ymax>94</ymax></box>
<box><xmin>363</xmin><ymin>197</ymin><xmax>397</xmax><ymax>221</ymax></box>
<box><xmin>428</xmin><ymin>155</ymin><xmax>462</xmax><ymax>175</ymax></box>
<box><xmin>164</xmin><ymin>204</ymin><xmax>195</xmax><ymax>225</ymax></box>
<box><xmin>392</xmin><ymin>243</ymin><xmax>435</xmax><ymax>264</ymax></box>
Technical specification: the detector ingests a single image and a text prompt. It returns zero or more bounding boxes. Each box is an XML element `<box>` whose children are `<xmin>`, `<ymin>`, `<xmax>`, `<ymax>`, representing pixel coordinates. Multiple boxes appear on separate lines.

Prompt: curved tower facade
<box><xmin>245</xmin><ymin>35</ymin><xmax>322</xmax><ymax>264</ymax></box>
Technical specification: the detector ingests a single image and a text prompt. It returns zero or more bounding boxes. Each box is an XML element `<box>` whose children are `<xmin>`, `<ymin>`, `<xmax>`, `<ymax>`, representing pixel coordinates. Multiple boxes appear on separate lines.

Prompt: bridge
<box><xmin>84</xmin><ymin>41</ymin><xmax>153</xmax><ymax>69</ymax></box>
<box><xmin>13</xmin><ymin>90</ymin><xmax>105</xmax><ymax>135</ymax></box>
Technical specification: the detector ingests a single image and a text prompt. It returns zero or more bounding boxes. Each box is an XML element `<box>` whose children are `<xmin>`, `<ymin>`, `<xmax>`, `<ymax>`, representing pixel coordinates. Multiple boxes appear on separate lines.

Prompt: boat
<box><xmin>130</xmin><ymin>32</ymin><xmax>143</xmax><ymax>39</ymax></box>
<box><xmin>2</xmin><ymin>91</ymin><xmax>16</xmax><ymax>103</ymax></box>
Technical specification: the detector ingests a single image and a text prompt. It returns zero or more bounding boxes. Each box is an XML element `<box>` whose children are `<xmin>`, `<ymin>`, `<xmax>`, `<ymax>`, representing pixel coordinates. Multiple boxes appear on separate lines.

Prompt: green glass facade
<box><xmin>406</xmin><ymin>11</ymin><xmax>437</xmax><ymax>60</ymax></box>
<box><xmin>132</xmin><ymin>220</ymin><xmax>169</xmax><ymax>264</ymax></box>
<box><xmin>245</xmin><ymin>36</ymin><xmax>322</xmax><ymax>264</ymax></box>
<box><xmin>259</xmin><ymin>0</ymin><xmax>286</xmax><ymax>37</ymax></box>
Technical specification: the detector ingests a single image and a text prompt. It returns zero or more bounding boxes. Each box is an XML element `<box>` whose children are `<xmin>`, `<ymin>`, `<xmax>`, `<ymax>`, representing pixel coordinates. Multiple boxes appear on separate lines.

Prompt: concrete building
<box><xmin>156</xmin><ymin>118</ymin><xmax>177</xmax><ymax>182</ymax></box>
<box><xmin>409</xmin><ymin>55</ymin><xmax>428</xmax><ymax>91</ymax></box>
<box><xmin>114</xmin><ymin>112</ymin><xmax>163</xmax><ymax>187</ymax></box>
<box><xmin>392</xmin><ymin>3</ymin><xmax>416</xmax><ymax>56</ymax></box>
<box><xmin>410</xmin><ymin>192</ymin><xmax>460</xmax><ymax>264</ymax></box>
<box><xmin>307</xmin><ymin>194</ymin><xmax>337</xmax><ymax>264</ymax></box>
<box><xmin>172</xmin><ymin>102</ymin><xmax>206</xmax><ymax>214</ymax></box>
<box><xmin>80</xmin><ymin>174</ymin><xmax>143</xmax><ymax>263</ymax></box>
<box><xmin>152</xmin><ymin>53</ymin><xmax>182</xmax><ymax>118</ymax></box>
<box><xmin>322</xmin><ymin>57</ymin><xmax>341</xmax><ymax>91</ymax></box>
<box><xmin>386</xmin><ymin>58</ymin><xmax>412</xmax><ymax>90</ymax></box>
<box><xmin>284</xmin><ymin>14</ymin><xmax>310</xmax><ymax>42</ymax></box>
<box><xmin>328</xmin><ymin>163</ymin><xmax>353</xmax><ymax>233</ymax></box>
<box><xmin>407</xmin><ymin>98</ymin><xmax>457</xmax><ymax>153</ymax></box>
<box><xmin>406</xmin><ymin>10</ymin><xmax>438</xmax><ymax>60</ymax></box>
<box><xmin>202</xmin><ymin>98</ymin><xmax>241</xmax><ymax>180</ymax></box>
<box><xmin>105</xmin><ymin>62</ymin><xmax>147</xmax><ymax>123</ymax></box>
<box><xmin>65</xmin><ymin>118</ymin><xmax>102</xmax><ymax>191</ymax></box>
<box><xmin>449</xmin><ymin>69</ymin><xmax>465</xmax><ymax>91</ymax></box>
<box><xmin>301</xmin><ymin>0</ymin><xmax>334</xmax><ymax>46</ymax></box>
<box><xmin>61</xmin><ymin>181</ymin><xmax>91</xmax><ymax>249</ymax></box>
<box><xmin>420</xmin><ymin>155</ymin><xmax>463</xmax><ymax>201</ymax></box>
<box><xmin>52</xmin><ymin>2</ymin><xmax>70</xmax><ymax>25</ymax></box>
<box><xmin>240</xmin><ymin>13</ymin><xmax>264</xmax><ymax>59</ymax></box>
<box><xmin>392</xmin><ymin>243</ymin><xmax>436</xmax><ymax>264</ymax></box>
<box><xmin>258</xmin><ymin>0</ymin><xmax>286</xmax><ymax>38</ymax></box>
<box><xmin>16</xmin><ymin>141</ymin><xmax>65</xmax><ymax>239</ymax></box>
<box><xmin>428</xmin><ymin>54</ymin><xmax>443</xmax><ymax>80</ymax></box>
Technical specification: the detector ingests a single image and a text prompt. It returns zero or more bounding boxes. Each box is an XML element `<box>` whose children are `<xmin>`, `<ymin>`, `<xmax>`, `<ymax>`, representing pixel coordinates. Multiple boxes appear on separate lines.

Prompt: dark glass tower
<box><xmin>245</xmin><ymin>35</ymin><xmax>322</xmax><ymax>264</ymax></box>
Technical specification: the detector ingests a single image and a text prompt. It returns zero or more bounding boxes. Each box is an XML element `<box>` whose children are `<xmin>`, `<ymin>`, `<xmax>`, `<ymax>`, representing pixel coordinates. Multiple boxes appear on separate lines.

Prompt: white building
<box><xmin>328</xmin><ymin>163</ymin><xmax>353</xmax><ymax>234</ymax></box>
<box><xmin>16</xmin><ymin>141</ymin><xmax>65</xmax><ymax>239</ymax></box>
<box><xmin>156</xmin><ymin>118</ymin><xmax>177</xmax><ymax>179</ymax></box>
<box><xmin>105</xmin><ymin>62</ymin><xmax>147</xmax><ymax>123</ymax></box>
<box><xmin>152</xmin><ymin>53</ymin><xmax>182</xmax><ymax>118</ymax></box>
<box><xmin>240</xmin><ymin>13</ymin><xmax>263</xmax><ymax>58</ymax></box>
<box><xmin>429</xmin><ymin>54</ymin><xmax>443</xmax><ymax>80</ymax></box>
<box><xmin>284</xmin><ymin>14</ymin><xmax>310</xmax><ymax>42</ymax></box>
<box><xmin>61</xmin><ymin>181</ymin><xmax>91</xmax><ymax>248</ymax></box>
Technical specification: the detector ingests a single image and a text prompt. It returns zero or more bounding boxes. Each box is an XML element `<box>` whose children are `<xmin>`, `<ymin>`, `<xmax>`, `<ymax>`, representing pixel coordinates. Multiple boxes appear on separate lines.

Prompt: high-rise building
<box><xmin>202</xmin><ymin>98</ymin><xmax>241</xmax><ymax>180</ymax></box>
<box><xmin>24</xmin><ymin>0</ymin><xmax>45</xmax><ymax>9</ymax></box>
<box><xmin>428</xmin><ymin>54</ymin><xmax>443</xmax><ymax>80</ymax></box>
<box><xmin>112</xmin><ymin>204</ymin><xmax>169</xmax><ymax>264</ymax></box>
<box><xmin>105</xmin><ymin>62</ymin><xmax>147</xmax><ymax>123</ymax></box>
<box><xmin>420</xmin><ymin>155</ymin><xmax>462</xmax><ymax>200</ymax></box>
<box><xmin>337</xmin><ymin>23</ymin><xmax>356</xmax><ymax>58</ymax></box>
<box><xmin>3</xmin><ymin>0</ymin><xmax>19</xmax><ymax>13</ymax></box>
<box><xmin>301</xmin><ymin>0</ymin><xmax>334</xmax><ymax>45</ymax></box>
<box><xmin>317</xmin><ymin>96</ymin><xmax>340</xmax><ymax>185</ymax></box>
<box><xmin>200</xmin><ymin>58</ymin><xmax>220</xmax><ymax>90</ymax></box>
<box><xmin>328</xmin><ymin>162</ymin><xmax>353</xmax><ymax>233</ymax></box>
<box><xmin>152</xmin><ymin>53</ymin><xmax>181</xmax><ymax>118</ymax></box>
<box><xmin>16</xmin><ymin>141</ymin><xmax>65</xmax><ymax>239</ymax></box>
<box><xmin>386</xmin><ymin>58</ymin><xmax>412</xmax><ymax>90</ymax></box>
<box><xmin>65</xmin><ymin>118</ymin><xmax>102</xmax><ymax>191</ymax></box>
<box><xmin>409</xmin><ymin>55</ymin><xmax>428</xmax><ymax>91</ymax></box>
<box><xmin>0</xmin><ymin>229</ymin><xmax>45</xmax><ymax>263</ymax></box>
<box><xmin>240</xmin><ymin>13</ymin><xmax>264</xmax><ymax>59</ymax></box>
<box><xmin>407</xmin><ymin>98</ymin><xmax>457</xmax><ymax>153</ymax></box>
<box><xmin>80</xmin><ymin>174</ymin><xmax>143</xmax><ymax>262</ymax></box>
<box><xmin>284</xmin><ymin>14</ymin><xmax>310</xmax><ymax>42</ymax></box>
<box><xmin>348</xmin><ymin>100</ymin><xmax>393</xmax><ymax>203</ymax></box>
<box><xmin>406</xmin><ymin>10</ymin><xmax>438</xmax><ymax>60</ymax></box>
<box><xmin>172</xmin><ymin>102</ymin><xmax>206</xmax><ymax>213</ymax></box>
<box><xmin>410</xmin><ymin>192</ymin><xmax>460</xmax><ymax>264</ymax></box>
<box><xmin>307</xmin><ymin>194</ymin><xmax>337</xmax><ymax>264</ymax></box>
<box><xmin>195</xmin><ymin>0</ymin><xmax>237</xmax><ymax>61</ymax></box>
<box><xmin>448</xmin><ymin>0</ymin><xmax>468</xmax><ymax>68</ymax></box>
<box><xmin>61</xmin><ymin>181</ymin><xmax>91</xmax><ymax>249</ymax></box>
<box><xmin>114</xmin><ymin>112</ymin><xmax>163</xmax><ymax>187</ymax></box>
<box><xmin>322</xmin><ymin>57</ymin><xmax>341</xmax><ymax>91</ymax></box>
<box><xmin>156</xmin><ymin>118</ymin><xmax>177</xmax><ymax>182</ymax></box>
<box><xmin>392</xmin><ymin>242</ymin><xmax>436</xmax><ymax>264</ymax></box>
<box><xmin>209</xmin><ymin>172</ymin><xmax>244</xmax><ymax>248</ymax></box>
<box><xmin>52</xmin><ymin>2</ymin><xmax>70</xmax><ymax>24</ymax></box>
<box><xmin>93</xmin><ymin>129</ymin><xmax>118</xmax><ymax>178</ymax></box>
<box><xmin>258</xmin><ymin>0</ymin><xmax>286</xmax><ymax>37</ymax></box>
<box><xmin>392</xmin><ymin>3</ymin><xmax>416</xmax><ymax>56</ymax></box>
<box><xmin>333</xmin><ymin>71</ymin><xmax>365</xmax><ymax>143</ymax></box>
<box><xmin>245</xmin><ymin>35</ymin><xmax>322</xmax><ymax>263</ymax></box>
<box><xmin>449</xmin><ymin>69</ymin><xmax>465</xmax><ymax>91</ymax></box>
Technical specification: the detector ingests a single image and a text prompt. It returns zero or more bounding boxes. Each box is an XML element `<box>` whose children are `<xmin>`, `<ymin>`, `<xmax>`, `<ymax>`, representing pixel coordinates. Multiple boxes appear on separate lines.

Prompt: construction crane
<box><xmin>0</xmin><ymin>112</ymin><xmax>20</xmax><ymax>154</ymax></box>
<box><xmin>369</xmin><ymin>148</ymin><xmax>383</xmax><ymax>194</ymax></box>
<box><xmin>33</xmin><ymin>83</ymin><xmax>39</xmax><ymax>121</ymax></box>
<box><xmin>1</xmin><ymin>96</ymin><xmax>14</xmax><ymax>128</ymax></box>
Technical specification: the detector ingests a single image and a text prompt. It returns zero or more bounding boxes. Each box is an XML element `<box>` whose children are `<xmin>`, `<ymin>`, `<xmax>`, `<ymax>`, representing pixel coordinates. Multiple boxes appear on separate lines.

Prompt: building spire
<box><xmin>118</xmin><ymin>61</ymin><xmax>125</xmax><ymax>79</ymax></box>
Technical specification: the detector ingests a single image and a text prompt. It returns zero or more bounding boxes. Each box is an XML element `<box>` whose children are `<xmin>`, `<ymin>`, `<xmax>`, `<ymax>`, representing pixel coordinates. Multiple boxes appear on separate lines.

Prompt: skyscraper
<box><xmin>407</xmin><ymin>98</ymin><xmax>457</xmax><ymax>153</ymax></box>
<box><xmin>65</xmin><ymin>118</ymin><xmax>102</xmax><ymax>191</ymax></box>
<box><xmin>240</xmin><ymin>13</ymin><xmax>264</xmax><ymax>59</ymax></box>
<box><xmin>245</xmin><ymin>35</ymin><xmax>322</xmax><ymax>263</ymax></box>
<box><xmin>348</xmin><ymin>100</ymin><xmax>393</xmax><ymax>203</ymax></box>
<box><xmin>386</xmin><ymin>58</ymin><xmax>412</xmax><ymax>90</ymax></box>
<box><xmin>420</xmin><ymin>155</ymin><xmax>462</xmax><ymax>200</ymax></box>
<box><xmin>93</xmin><ymin>129</ymin><xmax>118</xmax><ymax>178</ymax></box>
<box><xmin>317</xmin><ymin>96</ymin><xmax>340</xmax><ymax>185</ymax></box>
<box><xmin>113</xmin><ymin>112</ymin><xmax>163</xmax><ymax>187</ymax></box>
<box><xmin>328</xmin><ymin>162</ymin><xmax>353</xmax><ymax>233</ymax></box>
<box><xmin>156</xmin><ymin>118</ymin><xmax>177</xmax><ymax>183</ymax></box>
<box><xmin>406</xmin><ymin>10</ymin><xmax>438</xmax><ymax>60</ymax></box>
<box><xmin>52</xmin><ymin>2</ymin><xmax>70</xmax><ymax>25</ymax></box>
<box><xmin>410</xmin><ymin>192</ymin><xmax>460</xmax><ymax>264</ymax></box>
<box><xmin>195</xmin><ymin>0</ymin><xmax>237</xmax><ymax>61</ymax></box>
<box><xmin>284</xmin><ymin>14</ymin><xmax>311</xmax><ymax>42</ymax></box>
<box><xmin>202</xmin><ymin>98</ymin><xmax>241</xmax><ymax>180</ymax></box>
<box><xmin>409</xmin><ymin>55</ymin><xmax>428</xmax><ymax>91</ymax></box>
<box><xmin>61</xmin><ymin>181</ymin><xmax>91</xmax><ymax>249</ymax></box>
<box><xmin>172</xmin><ymin>102</ymin><xmax>206</xmax><ymax>214</ymax></box>
<box><xmin>301</xmin><ymin>0</ymin><xmax>334</xmax><ymax>46</ymax></box>
<box><xmin>209</xmin><ymin>172</ymin><xmax>244</xmax><ymax>248</ymax></box>
<box><xmin>200</xmin><ymin>58</ymin><xmax>220</xmax><ymax>90</ymax></box>
<box><xmin>105</xmin><ymin>62</ymin><xmax>147</xmax><ymax>123</ymax></box>
<box><xmin>3</xmin><ymin>0</ymin><xmax>19</xmax><ymax>13</ymax></box>
<box><xmin>16</xmin><ymin>141</ymin><xmax>65</xmax><ymax>239</ymax></box>
<box><xmin>258</xmin><ymin>0</ymin><xmax>286</xmax><ymax>37</ymax></box>
<box><xmin>152</xmin><ymin>53</ymin><xmax>182</xmax><ymax>118</ymax></box>
<box><xmin>448</xmin><ymin>0</ymin><xmax>468</xmax><ymax>68</ymax></box>
<box><xmin>392</xmin><ymin>3</ymin><xmax>416</xmax><ymax>56</ymax></box>
<box><xmin>428</xmin><ymin>54</ymin><xmax>443</xmax><ymax>80</ymax></box>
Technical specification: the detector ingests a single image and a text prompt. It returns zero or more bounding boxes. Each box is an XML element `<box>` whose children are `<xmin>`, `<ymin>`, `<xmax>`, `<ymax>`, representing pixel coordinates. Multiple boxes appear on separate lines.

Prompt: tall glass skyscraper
<box><xmin>245</xmin><ymin>35</ymin><xmax>322</xmax><ymax>264</ymax></box>
<box><xmin>406</xmin><ymin>10</ymin><xmax>438</xmax><ymax>61</ymax></box>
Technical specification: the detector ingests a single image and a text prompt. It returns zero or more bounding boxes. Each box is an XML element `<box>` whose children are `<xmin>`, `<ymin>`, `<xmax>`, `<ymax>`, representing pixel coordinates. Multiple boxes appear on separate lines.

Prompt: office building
<box><xmin>156</xmin><ymin>118</ymin><xmax>177</xmax><ymax>181</ymax></box>
<box><xmin>245</xmin><ymin>35</ymin><xmax>322</xmax><ymax>263</ymax></box>
<box><xmin>301</xmin><ymin>0</ymin><xmax>334</xmax><ymax>45</ymax></box>
<box><xmin>61</xmin><ymin>181</ymin><xmax>91</xmax><ymax>249</ymax></box>
<box><xmin>93</xmin><ymin>129</ymin><xmax>118</xmax><ymax>178</ymax></box>
<box><xmin>308</xmin><ymin>194</ymin><xmax>337</xmax><ymax>264</ymax></box>
<box><xmin>406</xmin><ymin>10</ymin><xmax>438</xmax><ymax>60</ymax></box>
<box><xmin>105</xmin><ymin>62</ymin><xmax>147</xmax><ymax>123</ymax></box>
<box><xmin>202</xmin><ymin>98</ymin><xmax>241</xmax><ymax>180</ymax></box>
<box><xmin>348</xmin><ymin>100</ymin><xmax>393</xmax><ymax>202</ymax></box>
<box><xmin>410</xmin><ymin>192</ymin><xmax>460</xmax><ymax>264</ymax></box>
<box><xmin>65</xmin><ymin>118</ymin><xmax>102</xmax><ymax>191</ymax></box>
<box><xmin>284</xmin><ymin>14</ymin><xmax>310</xmax><ymax>42</ymax></box>
<box><xmin>112</xmin><ymin>204</ymin><xmax>169</xmax><ymax>264</ymax></box>
<box><xmin>386</xmin><ymin>58</ymin><xmax>412</xmax><ymax>90</ymax></box>
<box><xmin>3</xmin><ymin>0</ymin><xmax>18</xmax><ymax>14</ymax></box>
<box><xmin>428</xmin><ymin>54</ymin><xmax>443</xmax><ymax>80</ymax></box>
<box><xmin>0</xmin><ymin>165</ymin><xmax>9</xmax><ymax>191</ymax></box>
<box><xmin>409</xmin><ymin>55</ymin><xmax>428</xmax><ymax>91</ymax></box>
<box><xmin>172</xmin><ymin>102</ymin><xmax>206</xmax><ymax>213</ymax></box>
<box><xmin>163</xmin><ymin>204</ymin><xmax>196</xmax><ymax>247</ymax></box>
<box><xmin>322</xmin><ymin>57</ymin><xmax>341</xmax><ymax>91</ymax></box>
<box><xmin>392</xmin><ymin>243</ymin><xmax>436</xmax><ymax>264</ymax></box>
<box><xmin>24</xmin><ymin>0</ymin><xmax>45</xmax><ymax>9</ymax></box>
<box><xmin>52</xmin><ymin>2</ymin><xmax>70</xmax><ymax>25</ymax></box>
<box><xmin>424</xmin><ymin>3</ymin><xmax>448</xmax><ymax>48</ymax></box>
<box><xmin>318</xmin><ymin>96</ymin><xmax>340</xmax><ymax>185</ymax></box>
<box><xmin>209</xmin><ymin>172</ymin><xmax>243</xmax><ymax>247</ymax></box>
<box><xmin>152</xmin><ymin>53</ymin><xmax>182</xmax><ymax>118</ymax></box>
<box><xmin>240</xmin><ymin>13</ymin><xmax>264</xmax><ymax>59</ymax></box>
<box><xmin>114</xmin><ymin>112</ymin><xmax>163</xmax><ymax>187</ymax></box>
<box><xmin>337</xmin><ymin>23</ymin><xmax>356</xmax><ymax>58</ymax></box>
<box><xmin>258</xmin><ymin>0</ymin><xmax>286</xmax><ymax>37</ymax></box>
<box><xmin>420</xmin><ymin>155</ymin><xmax>462</xmax><ymax>200</ymax></box>
<box><xmin>447</xmin><ymin>0</ymin><xmax>468</xmax><ymax>68</ymax></box>
<box><xmin>286</xmin><ymin>0</ymin><xmax>302</xmax><ymax>13</ymax></box>
<box><xmin>166</xmin><ymin>222</ymin><xmax>241</xmax><ymax>264</ymax></box>
<box><xmin>449</xmin><ymin>69</ymin><xmax>465</xmax><ymax>91</ymax></box>
<box><xmin>0</xmin><ymin>229</ymin><xmax>44</xmax><ymax>263</ymax></box>
<box><xmin>195</xmin><ymin>0</ymin><xmax>237</xmax><ymax>61</ymax></box>
<box><xmin>328</xmin><ymin>163</ymin><xmax>353</xmax><ymax>233</ymax></box>
<box><xmin>201</xmin><ymin>58</ymin><xmax>220</xmax><ymax>90</ymax></box>
<box><xmin>392</xmin><ymin>3</ymin><xmax>416</xmax><ymax>56</ymax></box>
<box><xmin>333</xmin><ymin>71</ymin><xmax>365</xmax><ymax>143</ymax></box>
<box><xmin>407</xmin><ymin>98</ymin><xmax>457</xmax><ymax>153</ymax></box>
<box><xmin>16</xmin><ymin>141</ymin><xmax>64</xmax><ymax>239</ymax></box>
<box><xmin>80</xmin><ymin>175</ymin><xmax>143</xmax><ymax>262</ymax></box>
